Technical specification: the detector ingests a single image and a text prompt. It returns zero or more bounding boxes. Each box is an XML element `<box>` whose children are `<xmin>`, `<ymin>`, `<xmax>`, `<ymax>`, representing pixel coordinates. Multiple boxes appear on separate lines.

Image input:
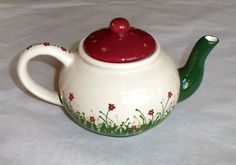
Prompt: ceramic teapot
<box><xmin>17</xmin><ymin>18</ymin><xmax>219</xmax><ymax>137</ymax></box>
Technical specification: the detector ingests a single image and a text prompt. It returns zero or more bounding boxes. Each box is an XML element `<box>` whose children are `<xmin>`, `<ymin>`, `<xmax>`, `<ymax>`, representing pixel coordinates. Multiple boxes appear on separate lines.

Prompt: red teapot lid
<box><xmin>83</xmin><ymin>18</ymin><xmax>156</xmax><ymax>63</ymax></box>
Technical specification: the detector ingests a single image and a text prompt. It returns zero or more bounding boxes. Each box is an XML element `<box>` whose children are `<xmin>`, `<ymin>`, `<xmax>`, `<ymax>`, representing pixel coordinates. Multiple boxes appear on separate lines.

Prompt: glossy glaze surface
<box><xmin>178</xmin><ymin>35</ymin><xmax>219</xmax><ymax>102</ymax></box>
<box><xmin>84</xmin><ymin>18</ymin><xmax>156</xmax><ymax>63</ymax></box>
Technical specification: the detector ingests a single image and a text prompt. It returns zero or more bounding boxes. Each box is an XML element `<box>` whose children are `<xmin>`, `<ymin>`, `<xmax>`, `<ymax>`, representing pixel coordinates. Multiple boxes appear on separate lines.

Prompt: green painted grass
<box><xmin>60</xmin><ymin>92</ymin><xmax>174</xmax><ymax>137</ymax></box>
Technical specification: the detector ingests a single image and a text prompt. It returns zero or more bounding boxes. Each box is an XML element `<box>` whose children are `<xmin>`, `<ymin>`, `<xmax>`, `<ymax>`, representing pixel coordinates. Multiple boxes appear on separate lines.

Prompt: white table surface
<box><xmin>0</xmin><ymin>0</ymin><xmax>235</xmax><ymax>164</ymax></box>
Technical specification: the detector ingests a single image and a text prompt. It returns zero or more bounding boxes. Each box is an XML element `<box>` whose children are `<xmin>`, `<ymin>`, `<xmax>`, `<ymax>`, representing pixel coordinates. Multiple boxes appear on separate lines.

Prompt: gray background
<box><xmin>0</xmin><ymin>0</ymin><xmax>235</xmax><ymax>164</ymax></box>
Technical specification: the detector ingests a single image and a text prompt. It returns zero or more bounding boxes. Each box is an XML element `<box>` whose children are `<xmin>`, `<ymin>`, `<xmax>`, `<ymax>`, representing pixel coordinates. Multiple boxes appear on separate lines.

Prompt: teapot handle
<box><xmin>17</xmin><ymin>43</ymin><xmax>74</xmax><ymax>106</ymax></box>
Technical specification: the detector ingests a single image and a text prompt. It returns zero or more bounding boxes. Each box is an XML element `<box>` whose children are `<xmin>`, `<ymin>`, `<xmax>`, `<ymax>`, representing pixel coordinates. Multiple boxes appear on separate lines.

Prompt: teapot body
<box><xmin>59</xmin><ymin>38</ymin><xmax>180</xmax><ymax>136</ymax></box>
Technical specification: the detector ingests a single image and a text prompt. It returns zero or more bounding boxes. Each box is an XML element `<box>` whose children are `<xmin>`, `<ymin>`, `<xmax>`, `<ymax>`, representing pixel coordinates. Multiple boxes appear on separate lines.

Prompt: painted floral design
<box><xmin>168</xmin><ymin>91</ymin><xmax>173</xmax><ymax>98</ymax></box>
<box><xmin>108</xmin><ymin>104</ymin><xmax>116</xmax><ymax>111</ymax></box>
<box><xmin>61</xmin><ymin>47</ymin><xmax>67</xmax><ymax>52</ymax></box>
<box><xmin>90</xmin><ymin>116</ymin><xmax>95</xmax><ymax>122</ymax></box>
<box><xmin>60</xmin><ymin>91</ymin><xmax>175</xmax><ymax>136</ymax></box>
<box><xmin>43</xmin><ymin>42</ymin><xmax>50</xmax><ymax>46</ymax></box>
<box><xmin>26</xmin><ymin>42</ymin><xmax>71</xmax><ymax>53</ymax></box>
<box><xmin>148</xmin><ymin>109</ymin><xmax>154</xmax><ymax>116</ymax></box>
<box><xmin>68</xmin><ymin>93</ymin><xmax>74</xmax><ymax>101</ymax></box>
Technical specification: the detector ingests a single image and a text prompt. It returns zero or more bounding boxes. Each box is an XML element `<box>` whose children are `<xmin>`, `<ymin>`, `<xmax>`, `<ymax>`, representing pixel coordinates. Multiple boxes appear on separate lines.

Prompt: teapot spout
<box><xmin>178</xmin><ymin>35</ymin><xmax>219</xmax><ymax>102</ymax></box>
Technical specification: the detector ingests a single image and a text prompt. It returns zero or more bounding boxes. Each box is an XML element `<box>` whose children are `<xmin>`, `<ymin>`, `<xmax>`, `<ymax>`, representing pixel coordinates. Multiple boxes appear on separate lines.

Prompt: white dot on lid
<box><xmin>129</xmin><ymin>32</ymin><xmax>134</xmax><ymax>35</ymax></box>
<box><xmin>143</xmin><ymin>43</ymin><xmax>148</xmax><ymax>47</ymax></box>
<box><xmin>101</xmin><ymin>47</ymin><xmax>108</xmax><ymax>52</ymax></box>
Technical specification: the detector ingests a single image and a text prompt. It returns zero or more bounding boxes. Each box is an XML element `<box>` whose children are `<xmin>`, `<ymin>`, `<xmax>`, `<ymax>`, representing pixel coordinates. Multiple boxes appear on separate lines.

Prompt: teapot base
<box><xmin>60</xmin><ymin>92</ymin><xmax>175</xmax><ymax>137</ymax></box>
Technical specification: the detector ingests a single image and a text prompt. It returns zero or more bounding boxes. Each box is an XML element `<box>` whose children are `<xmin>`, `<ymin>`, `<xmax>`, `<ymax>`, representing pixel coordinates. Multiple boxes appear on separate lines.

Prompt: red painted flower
<box><xmin>148</xmin><ymin>109</ymin><xmax>154</xmax><ymax>116</ymax></box>
<box><xmin>61</xmin><ymin>47</ymin><xmax>67</xmax><ymax>52</ymax></box>
<box><xmin>168</xmin><ymin>91</ymin><xmax>173</xmax><ymax>98</ymax></box>
<box><xmin>26</xmin><ymin>45</ymin><xmax>32</xmax><ymax>50</ymax></box>
<box><xmin>43</xmin><ymin>42</ymin><xmax>50</xmax><ymax>46</ymax></box>
<box><xmin>69</xmin><ymin>93</ymin><xmax>74</xmax><ymax>101</ymax></box>
<box><xmin>131</xmin><ymin>125</ymin><xmax>137</xmax><ymax>129</ymax></box>
<box><xmin>108</xmin><ymin>103</ymin><xmax>116</xmax><ymax>111</ymax></box>
<box><xmin>90</xmin><ymin>116</ymin><xmax>95</xmax><ymax>122</ymax></box>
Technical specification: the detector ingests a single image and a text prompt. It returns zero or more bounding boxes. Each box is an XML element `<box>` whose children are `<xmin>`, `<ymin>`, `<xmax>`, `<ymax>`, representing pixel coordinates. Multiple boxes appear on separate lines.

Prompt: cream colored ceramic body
<box><xmin>17</xmin><ymin>37</ymin><xmax>180</xmax><ymax>136</ymax></box>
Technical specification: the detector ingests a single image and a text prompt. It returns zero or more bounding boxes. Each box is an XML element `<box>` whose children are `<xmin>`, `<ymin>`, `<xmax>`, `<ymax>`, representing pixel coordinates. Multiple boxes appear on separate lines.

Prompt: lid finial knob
<box><xmin>110</xmin><ymin>18</ymin><xmax>130</xmax><ymax>37</ymax></box>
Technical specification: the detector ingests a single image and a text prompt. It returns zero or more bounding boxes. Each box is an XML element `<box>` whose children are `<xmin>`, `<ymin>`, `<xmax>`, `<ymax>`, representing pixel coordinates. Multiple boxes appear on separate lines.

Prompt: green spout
<box><xmin>178</xmin><ymin>35</ymin><xmax>219</xmax><ymax>102</ymax></box>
